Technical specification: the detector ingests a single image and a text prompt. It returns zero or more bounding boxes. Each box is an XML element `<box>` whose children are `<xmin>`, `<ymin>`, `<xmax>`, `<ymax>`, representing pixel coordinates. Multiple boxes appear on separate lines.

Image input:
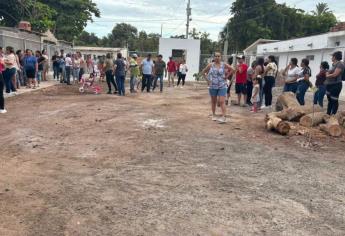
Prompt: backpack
<box><xmin>342</xmin><ymin>62</ymin><xmax>345</xmax><ymax>81</ymax></box>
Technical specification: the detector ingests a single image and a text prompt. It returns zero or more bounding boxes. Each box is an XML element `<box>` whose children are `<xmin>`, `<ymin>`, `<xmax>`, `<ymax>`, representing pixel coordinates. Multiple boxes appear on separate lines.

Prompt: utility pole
<box><xmin>223</xmin><ymin>22</ymin><xmax>229</xmax><ymax>57</ymax></box>
<box><xmin>186</xmin><ymin>0</ymin><xmax>191</xmax><ymax>39</ymax></box>
<box><xmin>161</xmin><ymin>23</ymin><xmax>163</xmax><ymax>38</ymax></box>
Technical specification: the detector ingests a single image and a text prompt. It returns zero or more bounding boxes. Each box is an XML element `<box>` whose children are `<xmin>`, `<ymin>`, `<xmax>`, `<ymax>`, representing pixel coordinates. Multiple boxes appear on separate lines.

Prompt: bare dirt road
<box><xmin>1</xmin><ymin>83</ymin><xmax>345</xmax><ymax>236</ymax></box>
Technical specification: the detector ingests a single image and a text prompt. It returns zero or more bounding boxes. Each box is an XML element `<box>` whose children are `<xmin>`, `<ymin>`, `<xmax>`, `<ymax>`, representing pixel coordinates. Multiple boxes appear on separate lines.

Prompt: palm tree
<box><xmin>312</xmin><ymin>2</ymin><xmax>332</xmax><ymax>16</ymax></box>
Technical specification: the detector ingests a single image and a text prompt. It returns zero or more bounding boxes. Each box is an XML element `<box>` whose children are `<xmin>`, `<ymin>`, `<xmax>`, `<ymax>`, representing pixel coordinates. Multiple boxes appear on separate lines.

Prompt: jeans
<box><xmin>106</xmin><ymin>70</ymin><xmax>117</xmax><ymax>92</ymax></box>
<box><xmin>177</xmin><ymin>74</ymin><xmax>186</xmax><ymax>86</ymax></box>
<box><xmin>0</xmin><ymin>73</ymin><xmax>4</xmax><ymax>110</ymax></box>
<box><xmin>53</xmin><ymin>64</ymin><xmax>59</xmax><ymax>80</ymax></box>
<box><xmin>79</xmin><ymin>68</ymin><xmax>85</xmax><ymax>82</ymax></box>
<box><xmin>326</xmin><ymin>83</ymin><xmax>342</xmax><ymax>115</ymax></box>
<box><xmin>17</xmin><ymin>70</ymin><xmax>24</xmax><ymax>87</ymax></box>
<box><xmin>59</xmin><ymin>65</ymin><xmax>66</xmax><ymax>82</ymax></box>
<box><xmin>246</xmin><ymin>80</ymin><xmax>253</xmax><ymax>104</ymax></box>
<box><xmin>65</xmin><ymin>66</ymin><xmax>71</xmax><ymax>84</ymax></box>
<box><xmin>313</xmin><ymin>85</ymin><xmax>326</xmax><ymax>107</ymax></box>
<box><xmin>37</xmin><ymin>70</ymin><xmax>43</xmax><ymax>84</ymax></box>
<box><xmin>130</xmin><ymin>75</ymin><xmax>137</xmax><ymax>92</ymax></box>
<box><xmin>3</xmin><ymin>67</ymin><xmax>17</xmax><ymax>93</ymax></box>
<box><xmin>284</xmin><ymin>82</ymin><xmax>298</xmax><ymax>93</ymax></box>
<box><xmin>116</xmin><ymin>75</ymin><xmax>125</xmax><ymax>96</ymax></box>
<box><xmin>296</xmin><ymin>80</ymin><xmax>309</xmax><ymax>105</ymax></box>
<box><xmin>264</xmin><ymin>76</ymin><xmax>275</xmax><ymax>106</ymax></box>
<box><xmin>153</xmin><ymin>75</ymin><xmax>164</xmax><ymax>92</ymax></box>
<box><xmin>72</xmin><ymin>68</ymin><xmax>80</xmax><ymax>82</ymax></box>
<box><xmin>259</xmin><ymin>78</ymin><xmax>264</xmax><ymax>106</ymax></box>
<box><xmin>142</xmin><ymin>74</ymin><xmax>152</xmax><ymax>92</ymax></box>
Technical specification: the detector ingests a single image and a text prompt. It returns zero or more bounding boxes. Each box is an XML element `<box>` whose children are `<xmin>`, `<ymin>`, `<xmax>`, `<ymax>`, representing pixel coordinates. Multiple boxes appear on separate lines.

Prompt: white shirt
<box><xmin>179</xmin><ymin>64</ymin><xmax>188</xmax><ymax>74</ymax></box>
<box><xmin>286</xmin><ymin>66</ymin><xmax>300</xmax><ymax>83</ymax></box>
<box><xmin>4</xmin><ymin>54</ymin><xmax>16</xmax><ymax>69</ymax></box>
<box><xmin>65</xmin><ymin>57</ymin><xmax>72</xmax><ymax>67</ymax></box>
<box><xmin>141</xmin><ymin>59</ymin><xmax>154</xmax><ymax>75</ymax></box>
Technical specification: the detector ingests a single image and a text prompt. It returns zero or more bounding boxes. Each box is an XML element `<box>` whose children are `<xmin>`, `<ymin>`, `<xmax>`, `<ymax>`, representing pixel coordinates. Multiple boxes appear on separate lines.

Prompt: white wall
<box><xmin>159</xmin><ymin>38</ymin><xmax>201</xmax><ymax>81</ymax></box>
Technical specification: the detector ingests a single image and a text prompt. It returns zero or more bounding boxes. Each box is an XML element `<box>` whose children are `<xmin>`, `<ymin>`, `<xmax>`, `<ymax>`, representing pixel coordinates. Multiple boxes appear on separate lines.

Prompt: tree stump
<box><xmin>320</xmin><ymin>116</ymin><xmax>343</xmax><ymax>137</ymax></box>
<box><xmin>300</xmin><ymin>112</ymin><xmax>326</xmax><ymax>127</ymax></box>
<box><xmin>265</xmin><ymin>112</ymin><xmax>291</xmax><ymax>135</ymax></box>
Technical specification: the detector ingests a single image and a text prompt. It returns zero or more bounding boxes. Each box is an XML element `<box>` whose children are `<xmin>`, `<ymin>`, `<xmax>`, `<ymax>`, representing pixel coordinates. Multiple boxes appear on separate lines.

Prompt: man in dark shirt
<box><xmin>51</xmin><ymin>51</ymin><xmax>60</xmax><ymax>80</ymax></box>
<box><xmin>114</xmin><ymin>53</ymin><xmax>127</xmax><ymax>96</ymax></box>
<box><xmin>153</xmin><ymin>55</ymin><xmax>167</xmax><ymax>92</ymax></box>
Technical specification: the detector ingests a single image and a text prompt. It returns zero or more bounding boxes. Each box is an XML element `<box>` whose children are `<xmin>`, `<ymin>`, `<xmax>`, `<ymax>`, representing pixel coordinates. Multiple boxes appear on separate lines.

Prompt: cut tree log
<box><xmin>276</xmin><ymin>92</ymin><xmax>301</xmax><ymax>111</ymax></box>
<box><xmin>275</xmin><ymin>92</ymin><xmax>323</xmax><ymax>121</ymax></box>
<box><xmin>265</xmin><ymin>112</ymin><xmax>291</xmax><ymax>135</ymax></box>
<box><xmin>320</xmin><ymin>115</ymin><xmax>343</xmax><ymax>137</ymax></box>
<box><xmin>278</xmin><ymin>105</ymin><xmax>324</xmax><ymax>122</ymax></box>
<box><xmin>335</xmin><ymin>111</ymin><xmax>345</xmax><ymax>127</ymax></box>
<box><xmin>299</xmin><ymin>112</ymin><xmax>327</xmax><ymax>127</ymax></box>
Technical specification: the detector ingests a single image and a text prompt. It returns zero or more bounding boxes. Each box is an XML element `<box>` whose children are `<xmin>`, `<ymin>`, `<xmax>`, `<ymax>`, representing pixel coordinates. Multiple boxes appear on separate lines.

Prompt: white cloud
<box><xmin>85</xmin><ymin>0</ymin><xmax>345</xmax><ymax>41</ymax></box>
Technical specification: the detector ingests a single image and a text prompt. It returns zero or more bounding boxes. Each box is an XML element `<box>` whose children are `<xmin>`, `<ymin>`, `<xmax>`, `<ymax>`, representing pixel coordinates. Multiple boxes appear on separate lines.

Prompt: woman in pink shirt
<box><xmin>0</xmin><ymin>47</ymin><xmax>6</xmax><ymax>113</ymax></box>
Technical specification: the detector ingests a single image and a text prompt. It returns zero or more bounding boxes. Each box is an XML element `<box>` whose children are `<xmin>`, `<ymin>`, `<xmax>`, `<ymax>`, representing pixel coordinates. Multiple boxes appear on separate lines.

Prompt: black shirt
<box><xmin>38</xmin><ymin>56</ymin><xmax>45</xmax><ymax>71</ymax></box>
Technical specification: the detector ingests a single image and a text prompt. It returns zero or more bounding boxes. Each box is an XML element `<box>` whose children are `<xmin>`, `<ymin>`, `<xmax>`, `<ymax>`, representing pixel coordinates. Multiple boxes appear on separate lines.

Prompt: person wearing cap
<box><xmin>235</xmin><ymin>55</ymin><xmax>248</xmax><ymax>106</ymax></box>
<box><xmin>140</xmin><ymin>53</ymin><xmax>154</xmax><ymax>93</ymax></box>
<box><xmin>167</xmin><ymin>57</ymin><xmax>177</xmax><ymax>87</ymax></box>
<box><xmin>129</xmin><ymin>54</ymin><xmax>139</xmax><ymax>93</ymax></box>
<box><xmin>153</xmin><ymin>55</ymin><xmax>167</xmax><ymax>92</ymax></box>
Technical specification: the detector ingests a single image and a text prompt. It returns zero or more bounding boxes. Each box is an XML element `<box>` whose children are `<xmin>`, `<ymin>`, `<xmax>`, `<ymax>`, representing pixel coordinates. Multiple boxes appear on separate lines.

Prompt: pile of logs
<box><xmin>266</xmin><ymin>92</ymin><xmax>345</xmax><ymax>137</ymax></box>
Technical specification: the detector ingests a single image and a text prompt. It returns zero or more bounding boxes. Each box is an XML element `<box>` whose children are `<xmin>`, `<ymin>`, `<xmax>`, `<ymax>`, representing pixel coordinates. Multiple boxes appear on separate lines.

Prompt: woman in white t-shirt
<box><xmin>283</xmin><ymin>58</ymin><xmax>300</xmax><ymax>93</ymax></box>
<box><xmin>177</xmin><ymin>59</ymin><xmax>188</xmax><ymax>88</ymax></box>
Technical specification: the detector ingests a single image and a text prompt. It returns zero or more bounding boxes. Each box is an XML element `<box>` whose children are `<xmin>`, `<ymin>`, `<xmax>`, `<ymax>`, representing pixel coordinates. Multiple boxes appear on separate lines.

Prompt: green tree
<box><xmin>75</xmin><ymin>31</ymin><xmax>101</xmax><ymax>46</ymax></box>
<box><xmin>221</xmin><ymin>0</ymin><xmax>337</xmax><ymax>51</ymax></box>
<box><xmin>40</xmin><ymin>0</ymin><xmax>100</xmax><ymax>41</ymax></box>
<box><xmin>0</xmin><ymin>0</ymin><xmax>56</xmax><ymax>32</ymax></box>
<box><xmin>312</xmin><ymin>2</ymin><xmax>331</xmax><ymax>16</ymax></box>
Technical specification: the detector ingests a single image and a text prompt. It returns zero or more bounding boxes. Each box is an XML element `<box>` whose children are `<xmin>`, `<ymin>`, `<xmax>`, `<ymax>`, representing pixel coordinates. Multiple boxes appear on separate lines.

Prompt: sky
<box><xmin>85</xmin><ymin>0</ymin><xmax>345</xmax><ymax>41</ymax></box>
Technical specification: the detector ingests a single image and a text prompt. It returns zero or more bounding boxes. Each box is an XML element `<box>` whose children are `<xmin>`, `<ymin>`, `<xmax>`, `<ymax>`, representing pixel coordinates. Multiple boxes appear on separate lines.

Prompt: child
<box><xmin>251</xmin><ymin>78</ymin><xmax>260</xmax><ymax>112</ymax></box>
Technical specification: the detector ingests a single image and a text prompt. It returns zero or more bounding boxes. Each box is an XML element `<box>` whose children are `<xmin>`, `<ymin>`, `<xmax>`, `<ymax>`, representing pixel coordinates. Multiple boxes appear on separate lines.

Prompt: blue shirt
<box><xmin>24</xmin><ymin>56</ymin><xmax>37</xmax><ymax>70</ymax></box>
<box><xmin>114</xmin><ymin>58</ymin><xmax>126</xmax><ymax>77</ymax></box>
<box><xmin>141</xmin><ymin>59</ymin><xmax>154</xmax><ymax>75</ymax></box>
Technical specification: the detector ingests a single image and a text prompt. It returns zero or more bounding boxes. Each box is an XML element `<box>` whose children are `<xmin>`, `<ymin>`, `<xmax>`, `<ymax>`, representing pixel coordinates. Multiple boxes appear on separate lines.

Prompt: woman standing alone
<box><xmin>202</xmin><ymin>52</ymin><xmax>233</xmax><ymax>124</ymax></box>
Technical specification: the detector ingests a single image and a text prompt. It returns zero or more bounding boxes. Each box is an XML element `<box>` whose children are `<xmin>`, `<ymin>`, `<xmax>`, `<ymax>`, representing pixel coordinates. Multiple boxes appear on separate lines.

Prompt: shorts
<box><xmin>235</xmin><ymin>83</ymin><xmax>247</xmax><ymax>94</ymax></box>
<box><xmin>25</xmin><ymin>68</ymin><xmax>35</xmax><ymax>78</ymax></box>
<box><xmin>209</xmin><ymin>87</ymin><xmax>227</xmax><ymax>97</ymax></box>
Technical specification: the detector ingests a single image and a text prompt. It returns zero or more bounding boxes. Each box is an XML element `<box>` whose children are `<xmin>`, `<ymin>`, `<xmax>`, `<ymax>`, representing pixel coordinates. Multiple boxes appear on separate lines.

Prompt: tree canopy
<box><xmin>0</xmin><ymin>0</ymin><xmax>100</xmax><ymax>42</ymax></box>
<box><xmin>221</xmin><ymin>0</ymin><xmax>337</xmax><ymax>52</ymax></box>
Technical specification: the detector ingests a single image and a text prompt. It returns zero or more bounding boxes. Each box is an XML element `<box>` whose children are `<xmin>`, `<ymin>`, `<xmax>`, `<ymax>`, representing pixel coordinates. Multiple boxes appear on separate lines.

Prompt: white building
<box><xmin>244</xmin><ymin>29</ymin><xmax>345</xmax><ymax>99</ymax></box>
<box><xmin>73</xmin><ymin>46</ymin><xmax>128</xmax><ymax>60</ymax></box>
<box><xmin>159</xmin><ymin>38</ymin><xmax>201</xmax><ymax>81</ymax></box>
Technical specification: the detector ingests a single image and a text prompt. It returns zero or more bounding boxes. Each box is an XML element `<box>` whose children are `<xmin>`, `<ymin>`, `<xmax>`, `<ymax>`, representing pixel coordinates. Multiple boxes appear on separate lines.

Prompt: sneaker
<box><xmin>260</xmin><ymin>105</ymin><xmax>266</xmax><ymax>109</ymax></box>
<box><xmin>181</xmin><ymin>86</ymin><xmax>184</xmax><ymax>88</ymax></box>
<box><xmin>217</xmin><ymin>116</ymin><xmax>227</xmax><ymax>124</ymax></box>
<box><xmin>212</xmin><ymin>115</ymin><xmax>218</xmax><ymax>121</ymax></box>
<box><xmin>107</xmin><ymin>91</ymin><xmax>112</xmax><ymax>94</ymax></box>
<box><xmin>0</xmin><ymin>109</ymin><xmax>7</xmax><ymax>114</ymax></box>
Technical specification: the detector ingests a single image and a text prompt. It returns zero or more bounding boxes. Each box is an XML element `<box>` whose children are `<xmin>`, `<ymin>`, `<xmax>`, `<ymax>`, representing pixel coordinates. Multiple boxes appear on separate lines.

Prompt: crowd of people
<box><xmin>1</xmin><ymin>45</ymin><xmax>344</xmax><ymax>121</ymax></box>
<box><xmin>0</xmin><ymin>47</ymin><xmax>190</xmax><ymax>113</ymax></box>
<box><xmin>202</xmin><ymin>51</ymin><xmax>345</xmax><ymax>124</ymax></box>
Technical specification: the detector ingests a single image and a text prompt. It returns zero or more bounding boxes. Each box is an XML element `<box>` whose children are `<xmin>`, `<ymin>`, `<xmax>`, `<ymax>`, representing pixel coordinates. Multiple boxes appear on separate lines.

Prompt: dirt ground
<box><xmin>1</xmin><ymin>82</ymin><xmax>345</xmax><ymax>236</ymax></box>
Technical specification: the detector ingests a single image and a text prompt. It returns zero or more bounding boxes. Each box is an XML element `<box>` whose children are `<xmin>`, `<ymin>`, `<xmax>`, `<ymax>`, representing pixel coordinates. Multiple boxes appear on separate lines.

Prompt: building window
<box><xmin>306</xmin><ymin>55</ymin><xmax>314</xmax><ymax>61</ymax></box>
